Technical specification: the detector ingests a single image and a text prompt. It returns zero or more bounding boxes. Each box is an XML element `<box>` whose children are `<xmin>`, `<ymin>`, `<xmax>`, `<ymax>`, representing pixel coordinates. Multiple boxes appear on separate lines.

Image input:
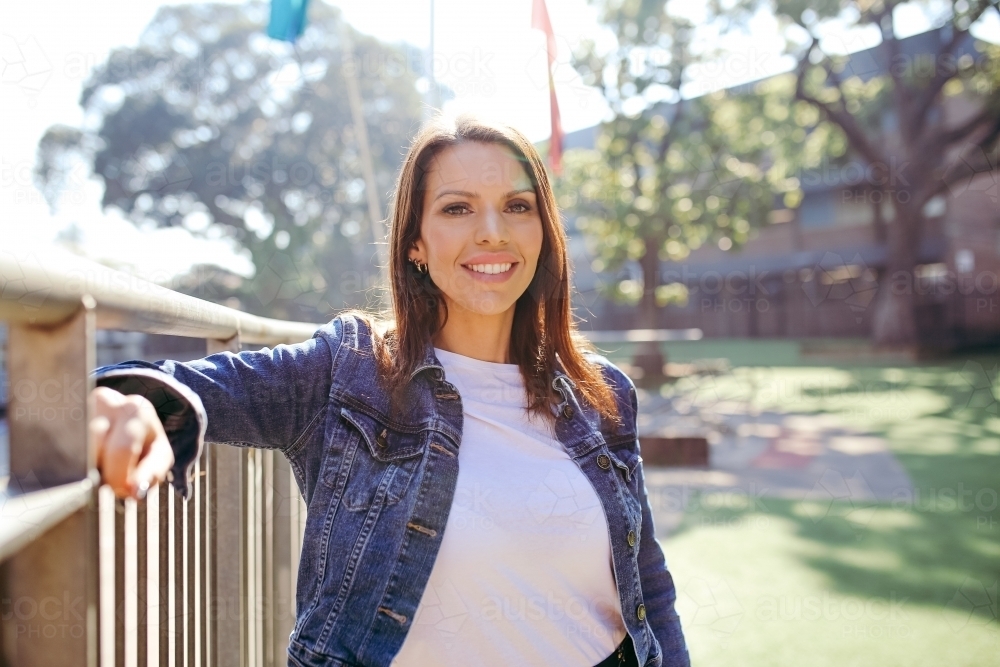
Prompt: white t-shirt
<box><xmin>390</xmin><ymin>348</ymin><xmax>627</xmax><ymax>667</ymax></box>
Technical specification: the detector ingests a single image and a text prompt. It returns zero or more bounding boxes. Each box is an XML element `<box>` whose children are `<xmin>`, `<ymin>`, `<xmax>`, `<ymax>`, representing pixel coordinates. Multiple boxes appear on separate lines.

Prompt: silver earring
<box><xmin>410</xmin><ymin>257</ymin><xmax>427</xmax><ymax>274</ymax></box>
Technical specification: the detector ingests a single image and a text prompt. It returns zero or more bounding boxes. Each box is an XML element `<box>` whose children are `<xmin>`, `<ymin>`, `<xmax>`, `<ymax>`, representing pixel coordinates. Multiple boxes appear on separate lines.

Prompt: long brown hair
<box><xmin>359</xmin><ymin>113</ymin><xmax>620</xmax><ymax>426</ymax></box>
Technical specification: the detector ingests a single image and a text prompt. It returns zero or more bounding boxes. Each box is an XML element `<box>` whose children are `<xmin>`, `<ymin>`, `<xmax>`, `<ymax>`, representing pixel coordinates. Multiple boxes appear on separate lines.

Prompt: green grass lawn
<box><xmin>619</xmin><ymin>341</ymin><xmax>1000</xmax><ymax>666</ymax></box>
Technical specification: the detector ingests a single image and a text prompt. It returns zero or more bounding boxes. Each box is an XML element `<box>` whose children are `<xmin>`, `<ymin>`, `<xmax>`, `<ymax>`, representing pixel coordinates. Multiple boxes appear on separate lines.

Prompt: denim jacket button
<box><xmin>561</xmin><ymin>404</ymin><xmax>574</xmax><ymax>419</ymax></box>
<box><xmin>627</xmin><ymin>529</ymin><xmax>636</xmax><ymax>547</ymax></box>
<box><xmin>376</xmin><ymin>428</ymin><xmax>388</xmax><ymax>448</ymax></box>
<box><xmin>597</xmin><ymin>454</ymin><xmax>611</xmax><ymax>470</ymax></box>
<box><xmin>636</xmin><ymin>603</ymin><xmax>646</xmax><ymax>621</ymax></box>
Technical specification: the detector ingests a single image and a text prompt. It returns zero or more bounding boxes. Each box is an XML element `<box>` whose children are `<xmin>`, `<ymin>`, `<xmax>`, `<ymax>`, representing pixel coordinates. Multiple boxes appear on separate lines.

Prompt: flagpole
<box><xmin>531</xmin><ymin>0</ymin><xmax>563</xmax><ymax>175</ymax></box>
<box><xmin>429</xmin><ymin>0</ymin><xmax>439</xmax><ymax>113</ymax></box>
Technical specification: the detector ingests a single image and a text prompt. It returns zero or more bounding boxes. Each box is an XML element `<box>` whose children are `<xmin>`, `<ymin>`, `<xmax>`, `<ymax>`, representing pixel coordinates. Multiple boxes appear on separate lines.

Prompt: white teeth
<box><xmin>467</xmin><ymin>263</ymin><xmax>512</xmax><ymax>274</ymax></box>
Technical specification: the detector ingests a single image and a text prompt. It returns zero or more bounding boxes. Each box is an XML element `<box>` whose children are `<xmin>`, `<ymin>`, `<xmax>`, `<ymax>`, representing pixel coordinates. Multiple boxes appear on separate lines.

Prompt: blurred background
<box><xmin>1</xmin><ymin>0</ymin><xmax>999</xmax><ymax>664</ymax></box>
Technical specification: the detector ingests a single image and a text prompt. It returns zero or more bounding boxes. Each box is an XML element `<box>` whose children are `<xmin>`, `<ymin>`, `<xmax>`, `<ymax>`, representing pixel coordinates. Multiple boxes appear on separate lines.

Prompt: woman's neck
<box><xmin>432</xmin><ymin>304</ymin><xmax>515</xmax><ymax>364</ymax></box>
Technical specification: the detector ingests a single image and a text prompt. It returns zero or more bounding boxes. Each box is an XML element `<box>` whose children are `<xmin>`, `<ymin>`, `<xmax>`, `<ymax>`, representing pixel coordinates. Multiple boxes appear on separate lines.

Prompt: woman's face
<box><xmin>410</xmin><ymin>141</ymin><xmax>544</xmax><ymax>318</ymax></box>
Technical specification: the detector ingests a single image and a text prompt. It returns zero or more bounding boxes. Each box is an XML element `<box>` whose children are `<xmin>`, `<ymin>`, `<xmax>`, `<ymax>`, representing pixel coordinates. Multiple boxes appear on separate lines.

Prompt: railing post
<box><xmin>206</xmin><ymin>333</ymin><xmax>243</xmax><ymax>667</ymax></box>
<box><xmin>8</xmin><ymin>296</ymin><xmax>95</xmax><ymax>486</ymax></box>
<box><xmin>1</xmin><ymin>252</ymin><xmax>323</xmax><ymax>667</ymax></box>
<box><xmin>2</xmin><ymin>296</ymin><xmax>99</xmax><ymax>666</ymax></box>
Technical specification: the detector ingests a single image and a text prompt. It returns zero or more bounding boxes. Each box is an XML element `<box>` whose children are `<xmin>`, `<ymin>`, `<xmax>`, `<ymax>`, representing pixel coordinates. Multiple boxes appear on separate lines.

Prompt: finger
<box><xmin>102</xmin><ymin>407</ymin><xmax>147</xmax><ymax>498</ymax></box>
<box><xmin>90</xmin><ymin>415</ymin><xmax>111</xmax><ymax>467</ymax></box>
<box><xmin>132</xmin><ymin>434</ymin><xmax>175</xmax><ymax>499</ymax></box>
<box><xmin>127</xmin><ymin>398</ymin><xmax>171</xmax><ymax>498</ymax></box>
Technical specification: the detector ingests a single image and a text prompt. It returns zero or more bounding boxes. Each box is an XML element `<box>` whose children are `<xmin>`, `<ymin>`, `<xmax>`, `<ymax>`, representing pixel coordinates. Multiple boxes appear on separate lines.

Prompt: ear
<box><xmin>408</xmin><ymin>239</ymin><xmax>424</xmax><ymax>262</ymax></box>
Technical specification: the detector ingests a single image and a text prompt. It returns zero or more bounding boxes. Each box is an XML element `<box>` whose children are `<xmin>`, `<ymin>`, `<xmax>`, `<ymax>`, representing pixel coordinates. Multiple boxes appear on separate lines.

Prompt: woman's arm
<box><xmin>90</xmin><ymin>317</ymin><xmax>343</xmax><ymax>499</ymax></box>
<box><xmin>625</xmin><ymin>377</ymin><xmax>692</xmax><ymax>667</ymax></box>
<box><xmin>633</xmin><ymin>457</ymin><xmax>692</xmax><ymax>666</ymax></box>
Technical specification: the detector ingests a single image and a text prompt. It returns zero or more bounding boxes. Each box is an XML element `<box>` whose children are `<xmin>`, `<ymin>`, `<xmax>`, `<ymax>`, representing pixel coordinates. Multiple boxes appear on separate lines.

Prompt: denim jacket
<box><xmin>93</xmin><ymin>313</ymin><xmax>691</xmax><ymax>667</ymax></box>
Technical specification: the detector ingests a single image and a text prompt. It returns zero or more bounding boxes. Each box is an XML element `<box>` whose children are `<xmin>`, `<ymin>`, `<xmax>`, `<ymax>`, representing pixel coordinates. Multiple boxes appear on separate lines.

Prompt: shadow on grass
<box><xmin>664</xmin><ymin>356</ymin><xmax>1000</xmax><ymax>622</ymax></box>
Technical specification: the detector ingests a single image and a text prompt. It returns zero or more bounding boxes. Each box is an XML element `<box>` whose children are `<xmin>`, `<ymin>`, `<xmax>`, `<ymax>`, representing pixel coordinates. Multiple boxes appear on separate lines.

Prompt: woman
<box><xmin>91</xmin><ymin>114</ymin><xmax>691</xmax><ymax>667</ymax></box>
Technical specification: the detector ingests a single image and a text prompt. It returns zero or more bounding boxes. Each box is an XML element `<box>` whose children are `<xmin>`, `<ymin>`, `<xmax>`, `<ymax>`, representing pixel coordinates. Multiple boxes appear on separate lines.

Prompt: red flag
<box><xmin>531</xmin><ymin>0</ymin><xmax>563</xmax><ymax>175</ymax></box>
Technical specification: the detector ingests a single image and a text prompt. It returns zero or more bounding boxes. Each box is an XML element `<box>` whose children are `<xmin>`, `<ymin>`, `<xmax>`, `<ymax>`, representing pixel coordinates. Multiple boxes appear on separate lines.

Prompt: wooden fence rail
<box><xmin>1</xmin><ymin>248</ymin><xmax>316</xmax><ymax>666</ymax></box>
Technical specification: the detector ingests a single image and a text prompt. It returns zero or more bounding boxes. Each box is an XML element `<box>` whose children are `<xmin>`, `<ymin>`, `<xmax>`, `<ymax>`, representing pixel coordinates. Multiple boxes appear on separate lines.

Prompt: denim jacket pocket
<box><xmin>332</xmin><ymin>405</ymin><xmax>425</xmax><ymax>512</ymax></box>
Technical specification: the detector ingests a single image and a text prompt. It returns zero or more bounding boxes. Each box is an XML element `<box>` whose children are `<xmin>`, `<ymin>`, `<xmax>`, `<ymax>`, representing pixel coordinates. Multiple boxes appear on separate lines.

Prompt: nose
<box><xmin>476</xmin><ymin>204</ymin><xmax>509</xmax><ymax>245</ymax></box>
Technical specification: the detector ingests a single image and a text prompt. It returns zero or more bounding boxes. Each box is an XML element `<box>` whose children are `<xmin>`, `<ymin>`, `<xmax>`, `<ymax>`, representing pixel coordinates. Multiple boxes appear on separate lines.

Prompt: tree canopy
<box><xmin>561</xmin><ymin>1</ymin><xmax>806</xmax><ymax>324</ymax></box>
<box><xmin>36</xmin><ymin>0</ymin><xmax>425</xmax><ymax>321</ymax></box>
<box><xmin>562</xmin><ymin>0</ymin><xmax>999</xmax><ymax>348</ymax></box>
<box><xmin>714</xmin><ymin>0</ymin><xmax>1000</xmax><ymax>345</ymax></box>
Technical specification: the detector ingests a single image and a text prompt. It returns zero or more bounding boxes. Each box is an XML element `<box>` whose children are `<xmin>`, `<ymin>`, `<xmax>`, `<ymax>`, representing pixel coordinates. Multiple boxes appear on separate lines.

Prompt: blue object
<box><xmin>91</xmin><ymin>312</ymin><xmax>692</xmax><ymax>666</ymax></box>
<box><xmin>267</xmin><ymin>0</ymin><xmax>311</xmax><ymax>42</ymax></box>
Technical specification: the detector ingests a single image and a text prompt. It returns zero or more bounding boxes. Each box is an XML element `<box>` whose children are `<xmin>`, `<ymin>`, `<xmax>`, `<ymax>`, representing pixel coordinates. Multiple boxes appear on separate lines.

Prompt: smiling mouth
<box><xmin>462</xmin><ymin>262</ymin><xmax>515</xmax><ymax>275</ymax></box>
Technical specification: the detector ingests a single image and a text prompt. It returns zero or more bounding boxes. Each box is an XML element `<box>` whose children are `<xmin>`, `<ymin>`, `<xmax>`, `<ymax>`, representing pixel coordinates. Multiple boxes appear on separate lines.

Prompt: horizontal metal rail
<box><xmin>0</xmin><ymin>247</ymin><xmax>323</xmax><ymax>345</ymax></box>
<box><xmin>0</xmin><ymin>476</ymin><xmax>96</xmax><ymax>563</ymax></box>
<box><xmin>1</xmin><ymin>246</ymin><xmax>314</xmax><ymax>666</ymax></box>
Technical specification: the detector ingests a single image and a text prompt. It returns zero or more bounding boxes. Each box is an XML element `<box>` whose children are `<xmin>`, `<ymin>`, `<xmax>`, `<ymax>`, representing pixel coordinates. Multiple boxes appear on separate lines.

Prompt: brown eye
<box><xmin>443</xmin><ymin>203</ymin><xmax>471</xmax><ymax>215</ymax></box>
<box><xmin>507</xmin><ymin>201</ymin><xmax>531</xmax><ymax>213</ymax></box>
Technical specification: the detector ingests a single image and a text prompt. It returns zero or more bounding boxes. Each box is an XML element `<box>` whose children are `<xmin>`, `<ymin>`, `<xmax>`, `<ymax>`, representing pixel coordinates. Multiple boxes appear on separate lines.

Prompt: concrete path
<box><xmin>634</xmin><ymin>387</ymin><xmax>916</xmax><ymax>536</ymax></box>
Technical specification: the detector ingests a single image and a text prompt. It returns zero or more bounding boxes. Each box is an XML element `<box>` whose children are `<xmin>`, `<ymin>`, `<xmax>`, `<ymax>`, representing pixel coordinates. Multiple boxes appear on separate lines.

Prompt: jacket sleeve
<box><xmin>91</xmin><ymin>317</ymin><xmax>343</xmax><ymax>499</ymax></box>
<box><xmin>626</xmin><ymin>377</ymin><xmax>692</xmax><ymax>667</ymax></box>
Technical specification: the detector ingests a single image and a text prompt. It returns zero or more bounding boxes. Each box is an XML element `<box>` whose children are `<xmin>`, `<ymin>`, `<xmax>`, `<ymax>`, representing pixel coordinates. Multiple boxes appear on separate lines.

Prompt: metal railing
<box><xmin>0</xmin><ymin>247</ymin><xmax>321</xmax><ymax>667</ymax></box>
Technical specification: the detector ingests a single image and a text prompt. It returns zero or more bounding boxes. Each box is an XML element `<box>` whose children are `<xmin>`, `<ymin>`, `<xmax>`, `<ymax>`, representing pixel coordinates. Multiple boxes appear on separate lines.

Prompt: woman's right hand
<box><xmin>90</xmin><ymin>386</ymin><xmax>175</xmax><ymax>500</ymax></box>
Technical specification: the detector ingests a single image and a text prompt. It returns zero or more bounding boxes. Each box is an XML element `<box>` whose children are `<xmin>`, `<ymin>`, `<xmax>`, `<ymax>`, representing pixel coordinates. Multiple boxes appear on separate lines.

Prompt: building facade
<box><xmin>565</xmin><ymin>28</ymin><xmax>999</xmax><ymax>348</ymax></box>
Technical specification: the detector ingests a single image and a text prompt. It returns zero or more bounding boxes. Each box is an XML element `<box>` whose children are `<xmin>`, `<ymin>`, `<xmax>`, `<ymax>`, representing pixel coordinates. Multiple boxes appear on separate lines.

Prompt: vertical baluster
<box><xmin>99</xmin><ymin>486</ymin><xmax>117</xmax><ymax>667</ymax></box>
<box><xmin>255</xmin><ymin>451</ymin><xmax>265</xmax><ymax>667</ymax></box>
<box><xmin>262</xmin><ymin>450</ymin><xmax>274</xmax><ymax>667</ymax></box>
<box><xmin>137</xmin><ymin>494</ymin><xmax>148</xmax><ymax>666</ymax></box>
<box><xmin>243</xmin><ymin>451</ymin><xmax>253</xmax><ymax>667</ymax></box>
<box><xmin>186</xmin><ymin>460</ymin><xmax>196</xmax><ymax>667</ymax></box>
<box><xmin>210</xmin><ymin>446</ymin><xmax>243</xmax><ymax>667</ymax></box>
<box><xmin>115</xmin><ymin>498</ymin><xmax>126</xmax><ymax>667</ymax></box>
<box><xmin>146</xmin><ymin>482</ymin><xmax>160</xmax><ymax>667</ymax></box>
<box><xmin>124</xmin><ymin>498</ymin><xmax>138</xmax><ymax>667</ymax></box>
<box><xmin>199</xmin><ymin>449</ymin><xmax>209</xmax><ymax>667</ymax></box>
<box><xmin>160</xmin><ymin>483</ymin><xmax>171</xmax><ymax>667</ymax></box>
<box><xmin>5</xmin><ymin>298</ymin><xmax>99</xmax><ymax>666</ymax></box>
<box><xmin>206</xmin><ymin>334</ymin><xmax>241</xmax><ymax>667</ymax></box>
<box><xmin>187</xmin><ymin>459</ymin><xmax>198</xmax><ymax>667</ymax></box>
<box><xmin>172</xmin><ymin>482</ymin><xmax>183</xmax><ymax>667</ymax></box>
<box><xmin>255</xmin><ymin>449</ymin><xmax>265</xmax><ymax>667</ymax></box>
<box><xmin>246</xmin><ymin>449</ymin><xmax>256</xmax><ymax>667</ymax></box>
<box><xmin>271</xmin><ymin>455</ymin><xmax>295</xmax><ymax>665</ymax></box>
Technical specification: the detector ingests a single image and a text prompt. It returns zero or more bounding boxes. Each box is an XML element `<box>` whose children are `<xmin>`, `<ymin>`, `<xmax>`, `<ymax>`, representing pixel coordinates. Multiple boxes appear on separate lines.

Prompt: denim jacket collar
<box><xmin>406</xmin><ymin>339</ymin><xmax>445</xmax><ymax>383</ymax></box>
<box><xmin>406</xmin><ymin>337</ymin><xmax>576</xmax><ymax>400</ymax></box>
<box><xmin>406</xmin><ymin>336</ymin><xmax>602</xmax><ymax>458</ymax></box>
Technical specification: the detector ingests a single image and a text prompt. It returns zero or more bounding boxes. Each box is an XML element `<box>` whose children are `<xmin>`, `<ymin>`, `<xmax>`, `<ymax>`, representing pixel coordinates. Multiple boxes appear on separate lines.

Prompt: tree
<box><xmin>562</xmin><ymin>0</ymin><xmax>800</xmax><ymax>379</ymax></box>
<box><xmin>35</xmin><ymin>0</ymin><xmax>425</xmax><ymax>321</ymax></box>
<box><xmin>723</xmin><ymin>0</ymin><xmax>1000</xmax><ymax>346</ymax></box>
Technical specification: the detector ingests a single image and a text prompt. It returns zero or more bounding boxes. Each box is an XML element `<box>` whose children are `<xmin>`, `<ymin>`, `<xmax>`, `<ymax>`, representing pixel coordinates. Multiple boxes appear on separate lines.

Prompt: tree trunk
<box><xmin>632</xmin><ymin>236</ymin><xmax>666</xmax><ymax>384</ymax></box>
<box><xmin>872</xmin><ymin>199</ymin><xmax>920</xmax><ymax>348</ymax></box>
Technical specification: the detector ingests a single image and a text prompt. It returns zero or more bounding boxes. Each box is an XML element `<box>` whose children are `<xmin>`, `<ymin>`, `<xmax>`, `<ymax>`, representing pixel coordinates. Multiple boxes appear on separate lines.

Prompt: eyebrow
<box><xmin>433</xmin><ymin>188</ymin><xmax>535</xmax><ymax>202</ymax></box>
